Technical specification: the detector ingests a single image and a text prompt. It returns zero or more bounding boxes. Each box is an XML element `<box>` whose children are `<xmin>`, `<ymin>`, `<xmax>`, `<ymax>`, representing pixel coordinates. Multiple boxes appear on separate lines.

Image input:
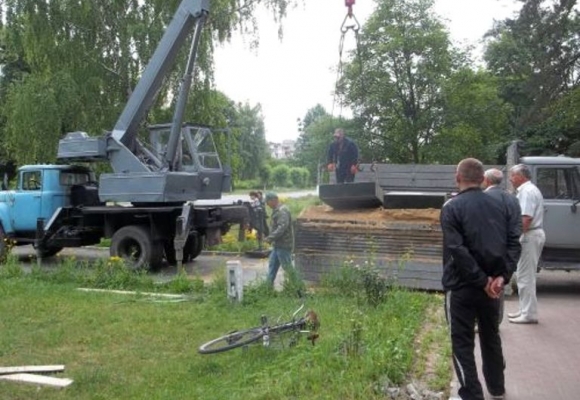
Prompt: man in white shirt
<box><xmin>508</xmin><ymin>164</ymin><xmax>545</xmax><ymax>324</ymax></box>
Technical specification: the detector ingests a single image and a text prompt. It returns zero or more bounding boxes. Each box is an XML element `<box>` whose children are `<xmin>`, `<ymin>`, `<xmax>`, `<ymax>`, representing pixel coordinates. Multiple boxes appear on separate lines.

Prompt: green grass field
<box><xmin>0</xmin><ymin>257</ymin><xmax>451</xmax><ymax>400</ymax></box>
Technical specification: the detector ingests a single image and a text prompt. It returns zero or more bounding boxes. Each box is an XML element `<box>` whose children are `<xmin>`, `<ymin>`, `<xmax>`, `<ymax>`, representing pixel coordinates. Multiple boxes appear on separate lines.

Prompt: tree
<box><xmin>426</xmin><ymin>68</ymin><xmax>512</xmax><ymax>164</ymax></box>
<box><xmin>258</xmin><ymin>163</ymin><xmax>272</xmax><ymax>189</ymax></box>
<box><xmin>530</xmin><ymin>86</ymin><xmax>580</xmax><ymax>156</ymax></box>
<box><xmin>340</xmin><ymin>0</ymin><xmax>462</xmax><ymax>163</ymax></box>
<box><xmin>233</xmin><ymin>102</ymin><xmax>269</xmax><ymax>181</ymax></box>
<box><xmin>484</xmin><ymin>0</ymin><xmax>580</xmax><ymax>152</ymax></box>
<box><xmin>293</xmin><ymin>105</ymin><xmax>331</xmax><ymax>183</ymax></box>
<box><xmin>0</xmin><ymin>0</ymin><xmax>296</xmax><ymax>166</ymax></box>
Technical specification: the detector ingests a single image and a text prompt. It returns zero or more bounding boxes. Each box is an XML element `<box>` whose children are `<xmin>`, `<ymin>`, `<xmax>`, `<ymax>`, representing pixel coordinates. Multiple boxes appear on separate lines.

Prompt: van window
<box><xmin>536</xmin><ymin>167</ymin><xmax>578</xmax><ymax>199</ymax></box>
<box><xmin>22</xmin><ymin>171</ymin><xmax>42</xmax><ymax>191</ymax></box>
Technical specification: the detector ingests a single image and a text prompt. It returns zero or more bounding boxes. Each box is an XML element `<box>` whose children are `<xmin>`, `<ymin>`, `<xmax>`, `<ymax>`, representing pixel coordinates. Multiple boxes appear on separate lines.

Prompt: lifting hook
<box><xmin>341</xmin><ymin>0</ymin><xmax>360</xmax><ymax>33</ymax></box>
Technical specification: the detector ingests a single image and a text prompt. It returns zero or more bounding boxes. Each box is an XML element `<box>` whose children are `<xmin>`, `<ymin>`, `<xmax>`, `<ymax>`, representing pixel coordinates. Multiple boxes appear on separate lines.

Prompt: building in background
<box><xmin>269</xmin><ymin>139</ymin><xmax>296</xmax><ymax>159</ymax></box>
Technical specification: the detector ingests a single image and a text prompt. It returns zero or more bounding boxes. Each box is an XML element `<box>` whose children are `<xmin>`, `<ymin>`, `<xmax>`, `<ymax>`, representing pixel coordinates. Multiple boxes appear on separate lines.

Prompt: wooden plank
<box><xmin>0</xmin><ymin>365</ymin><xmax>65</xmax><ymax>375</ymax></box>
<box><xmin>0</xmin><ymin>373</ymin><xmax>73</xmax><ymax>388</ymax></box>
<box><xmin>77</xmin><ymin>288</ymin><xmax>186</xmax><ymax>298</ymax></box>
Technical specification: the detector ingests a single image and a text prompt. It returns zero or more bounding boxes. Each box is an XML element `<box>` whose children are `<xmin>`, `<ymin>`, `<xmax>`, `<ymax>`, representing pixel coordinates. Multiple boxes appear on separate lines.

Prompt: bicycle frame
<box><xmin>198</xmin><ymin>304</ymin><xmax>318</xmax><ymax>354</ymax></box>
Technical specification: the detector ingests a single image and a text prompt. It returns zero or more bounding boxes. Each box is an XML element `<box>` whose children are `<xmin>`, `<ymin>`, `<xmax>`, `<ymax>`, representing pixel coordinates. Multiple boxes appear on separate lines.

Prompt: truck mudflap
<box><xmin>294</xmin><ymin>206</ymin><xmax>444</xmax><ymax>291</ymax></box>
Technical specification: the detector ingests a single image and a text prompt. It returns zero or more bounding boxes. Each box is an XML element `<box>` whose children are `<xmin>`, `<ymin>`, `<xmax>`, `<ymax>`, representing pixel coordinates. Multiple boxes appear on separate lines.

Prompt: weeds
<box><xmin>81</xmin><ymin>257</ymin><xmax>154</xmax><ymax>290</ymax></box>
<box><xmin>339</xmin><ymin>310</ymin><xmax>366</xmax><ymax>357</ymax></box>
<box><xmin>0</xmin><ymin>253</ymin><xmax>24</xmax><ymax>279</ymax></box>
<box><xmin>321</xmin><ymin>259</ymin><xmax>392</xmax><ymax>307</ymax></box>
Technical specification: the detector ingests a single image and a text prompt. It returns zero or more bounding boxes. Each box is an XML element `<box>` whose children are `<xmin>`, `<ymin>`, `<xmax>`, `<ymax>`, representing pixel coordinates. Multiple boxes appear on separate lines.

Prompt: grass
<box><xmin>0</xmin><ymin>256</ymin><xmax>451</xmax><ymax>399</ymax></box>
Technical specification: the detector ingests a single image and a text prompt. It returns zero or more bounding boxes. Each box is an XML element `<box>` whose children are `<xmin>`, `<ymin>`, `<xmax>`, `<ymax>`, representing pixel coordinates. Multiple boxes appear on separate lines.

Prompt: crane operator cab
<box><xmin>148</xmin><ymin>123</ymin><xmax>232</xmax><ymax>194</ymax></box>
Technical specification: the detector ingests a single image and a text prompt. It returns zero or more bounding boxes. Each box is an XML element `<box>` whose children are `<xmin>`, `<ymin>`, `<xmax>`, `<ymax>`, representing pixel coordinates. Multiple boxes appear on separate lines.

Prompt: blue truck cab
<box><xmin>0</xmin><ymin>164</ymin><xmax>95</xmax><ymax>239</ymax></box>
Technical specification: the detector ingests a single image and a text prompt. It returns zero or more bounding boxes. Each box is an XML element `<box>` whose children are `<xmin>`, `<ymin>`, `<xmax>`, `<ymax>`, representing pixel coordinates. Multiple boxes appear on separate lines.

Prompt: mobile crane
<box><xmin>0</xmin><ymin>0</ymin><xmax>248</xmax><ymax>270</ymax></box>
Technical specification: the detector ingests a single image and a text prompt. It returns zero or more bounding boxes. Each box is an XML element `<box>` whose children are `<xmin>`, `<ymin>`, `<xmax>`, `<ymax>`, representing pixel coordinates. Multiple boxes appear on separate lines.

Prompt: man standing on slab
<box><xmin>326</xmin><ymin>128</ymin><xmax>359</xmax><ymax>184</ymax></box>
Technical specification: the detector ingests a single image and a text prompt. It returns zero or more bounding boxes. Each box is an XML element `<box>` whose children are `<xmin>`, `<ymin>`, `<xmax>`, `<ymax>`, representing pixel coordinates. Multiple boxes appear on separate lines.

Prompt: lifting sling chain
<box><xmin>332</xmin><ymin>0</ymin><xmax>377</xmax><ymax>168</ymax></box>
<box><xmin>332</xmin><ymin>0</ymin><xmax>361</xmax><ymax>119</ymax></box>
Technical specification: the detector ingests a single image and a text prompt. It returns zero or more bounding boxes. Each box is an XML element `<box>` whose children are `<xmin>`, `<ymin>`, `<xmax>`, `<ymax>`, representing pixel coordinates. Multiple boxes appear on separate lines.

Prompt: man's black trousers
<box><xmin>445</xmin><ymin>287</ymin><xmax>505</xmax><ymax>400</ymax></box>
<box><xmin>335</xmin><ymin>167</ymin><xmax>354</xmax><ymax>184</ymax></box>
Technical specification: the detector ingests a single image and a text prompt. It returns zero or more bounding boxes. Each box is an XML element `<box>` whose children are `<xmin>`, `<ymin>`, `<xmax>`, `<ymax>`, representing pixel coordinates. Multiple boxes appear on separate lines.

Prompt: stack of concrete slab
<box><xmin>294</xmin><ymin>207</ymin><xmax>443</xmax><ymax>291</ymax></box>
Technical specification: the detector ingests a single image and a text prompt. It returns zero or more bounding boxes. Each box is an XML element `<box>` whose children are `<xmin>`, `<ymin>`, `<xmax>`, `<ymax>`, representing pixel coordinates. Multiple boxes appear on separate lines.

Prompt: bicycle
<box><xmin>198</xmin><ymin>304</ymin><xmax>320</xmax><ymax>354</ymax></box>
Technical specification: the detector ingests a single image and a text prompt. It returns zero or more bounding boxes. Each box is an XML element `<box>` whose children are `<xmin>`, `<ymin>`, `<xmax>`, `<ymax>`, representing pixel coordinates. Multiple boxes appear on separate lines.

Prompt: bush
<box><xmin>234</xmin><ymin>179</ymin><xmax>262</xmax><ymax>190</ymax></box>
<box><xmin>289</xmin><ymin>167</ymin><xmax>310</xmax><ymax>188</ymax></box>
<box><xmin>272</xmin><ymin>164</ymin><xmax>290</xmax><ymax>187</ymax></box>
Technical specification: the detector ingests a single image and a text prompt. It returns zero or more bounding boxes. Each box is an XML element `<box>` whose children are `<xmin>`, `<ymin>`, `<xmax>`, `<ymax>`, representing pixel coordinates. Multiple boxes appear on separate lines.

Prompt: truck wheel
<box><xmin>187</xmin><ymin>235</ymin><xmax>205</xmax><ymax>261</ymax></box>
<box><xmin>110</xmin><ymin>225</ymin><xmax>162</xmax><ymax>271</ymax></box>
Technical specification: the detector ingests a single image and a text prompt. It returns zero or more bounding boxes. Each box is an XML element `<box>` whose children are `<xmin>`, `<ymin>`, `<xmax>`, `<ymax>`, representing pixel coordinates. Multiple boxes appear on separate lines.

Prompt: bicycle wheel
<box><xmin>198</xmin><ymin>328</ymin><xmax>264</xmax><ymax>354</ymax></box>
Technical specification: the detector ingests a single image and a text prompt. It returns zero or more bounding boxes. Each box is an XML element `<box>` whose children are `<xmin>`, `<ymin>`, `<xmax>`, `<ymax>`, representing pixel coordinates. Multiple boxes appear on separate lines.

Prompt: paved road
<box><xmin>193</xmin><ymin>189</ymin><xmax>318</xmax><ymax>206</ymax></box>
<box><xmin>452</xmin><ymin>270</ymin><xmax>580</xmax><ymax>399</ymax></box>
<box><xmin>12</xmin><ymin>245</ymin><xmax>270</xmax><ymax>286</ymax></box>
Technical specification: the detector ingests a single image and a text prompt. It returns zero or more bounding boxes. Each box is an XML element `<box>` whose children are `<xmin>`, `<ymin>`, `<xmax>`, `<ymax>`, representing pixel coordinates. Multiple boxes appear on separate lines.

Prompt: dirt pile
<box><xmin>299</xmin><ymin>205</ymin><xmax>441</xmax><ymax>225</ymax></box>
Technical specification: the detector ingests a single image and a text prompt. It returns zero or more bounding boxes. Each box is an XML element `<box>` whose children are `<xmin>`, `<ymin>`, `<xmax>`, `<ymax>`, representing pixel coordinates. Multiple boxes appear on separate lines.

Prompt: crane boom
<box><xmin>56</xmin><ymin>0</ymin><xmax>228</xmax><ymax>203</ymax></box>
<box><xmin>113</xmin><ymin>0</ymin><xmax>208</xmax><ymax>151</ymax></box>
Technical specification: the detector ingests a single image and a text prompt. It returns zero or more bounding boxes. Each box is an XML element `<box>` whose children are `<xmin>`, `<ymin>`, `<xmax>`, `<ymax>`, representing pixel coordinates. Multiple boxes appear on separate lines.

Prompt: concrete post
<box><xmin>226</xmin><ymin>260</ymin><xmax>243</xmax><ymax>302</ymax></box>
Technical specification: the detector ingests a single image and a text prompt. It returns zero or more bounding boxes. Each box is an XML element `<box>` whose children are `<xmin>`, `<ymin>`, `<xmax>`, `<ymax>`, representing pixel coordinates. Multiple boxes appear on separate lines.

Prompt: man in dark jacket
<box><xmin>482</xmin><ymin>168</ymin><xmax>522</xmax><ymax>270</ymax></box>
<box><xmin>327</xmin><ymin>128</ymin><xmax>359</xmax><ymax>184</ymax></box>
<box><xmin>441</xmin><ymin>159</ymin><xmax>521</xmax><ymax>400</ymax></box>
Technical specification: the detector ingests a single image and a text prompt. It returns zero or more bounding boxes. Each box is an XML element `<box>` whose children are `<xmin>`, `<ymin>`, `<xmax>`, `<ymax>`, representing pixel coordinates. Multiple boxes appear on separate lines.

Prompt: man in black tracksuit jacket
<box><xmin>441</xmin><ymin>159</ymin><xmax>521</xmax><ymax>400</ymax></box>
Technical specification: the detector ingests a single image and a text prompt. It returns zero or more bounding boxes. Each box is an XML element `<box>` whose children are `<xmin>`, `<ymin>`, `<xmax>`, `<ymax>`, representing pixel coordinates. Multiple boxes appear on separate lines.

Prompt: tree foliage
<box><xmin>484</xmin><ymin>0</ymin><xmax>580</xmax><ymax>154</ymax></box>
<box><xmin>426</xmin><ymin>68</ymin><xmax>512</xmax><ymax>164</ymax></box>
<box><xmin>0</xmin><ymin>0</ymin><xmax>293</xmax><ymax>168</ymax></box>
<box><xmin>271</xmin><ymin>164</ymin><xmax>290</xmax><ymax>187</ymax></box>
<box><xmin>232</xmin><ymin>102</ymin><xmax>269</xmax><ymax>181</ymax></box>
<box><xmin>340</xmin><ymin>0</ymin><xmax>461</xmax><ymax>163</ymax></box>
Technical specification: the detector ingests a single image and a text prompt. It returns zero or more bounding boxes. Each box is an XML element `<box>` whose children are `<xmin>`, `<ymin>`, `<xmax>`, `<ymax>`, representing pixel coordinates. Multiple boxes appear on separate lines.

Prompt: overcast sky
<box><xmin>213</xmin><ymin>0</ymin><xmax>521</xmax><ymax>143</ymax></box>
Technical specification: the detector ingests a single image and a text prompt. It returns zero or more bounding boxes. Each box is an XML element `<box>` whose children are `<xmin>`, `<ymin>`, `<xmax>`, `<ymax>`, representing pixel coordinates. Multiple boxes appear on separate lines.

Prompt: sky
<box><xmin>213</xmin><ymin>0</ymin><xmax>521</xmax><ymax>143</ymax></box>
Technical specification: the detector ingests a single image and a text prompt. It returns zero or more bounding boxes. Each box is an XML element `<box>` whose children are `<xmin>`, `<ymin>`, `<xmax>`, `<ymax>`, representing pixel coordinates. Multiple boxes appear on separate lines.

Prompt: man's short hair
<box><xmin>510</xmin><ymin>164</ymin><xmax>531</xmax><ymax>180</ymax></box>
<box><xmin>457</xmin><ymin>158</ymin><xmax>484</xmax><ymax>184</ymax></box>
<box><xmin>484</xmin><ymin>168</ymin><xmax>503</xmax><ymax>185</ymax></box>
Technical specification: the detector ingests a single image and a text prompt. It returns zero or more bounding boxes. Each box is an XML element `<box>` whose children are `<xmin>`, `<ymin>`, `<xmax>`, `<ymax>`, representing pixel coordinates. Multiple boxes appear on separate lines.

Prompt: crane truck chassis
<box><xmin>0</xmin><ymin>0</ymin><xmax>249</xmax><ymax>270</ymax></box>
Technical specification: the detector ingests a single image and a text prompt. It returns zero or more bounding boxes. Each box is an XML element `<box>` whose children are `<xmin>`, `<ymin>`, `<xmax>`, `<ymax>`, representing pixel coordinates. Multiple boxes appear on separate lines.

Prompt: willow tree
<box><xmin>0</xmin><ymin>0</ymin><xmax>295</xmax><ymax>165</ymax></box>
